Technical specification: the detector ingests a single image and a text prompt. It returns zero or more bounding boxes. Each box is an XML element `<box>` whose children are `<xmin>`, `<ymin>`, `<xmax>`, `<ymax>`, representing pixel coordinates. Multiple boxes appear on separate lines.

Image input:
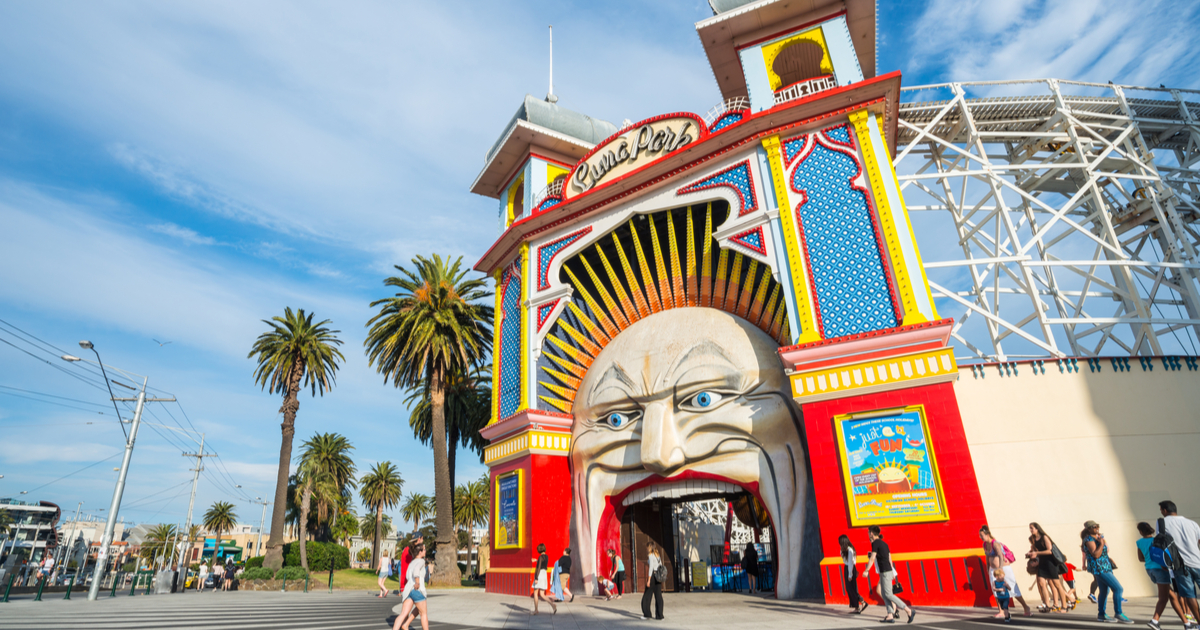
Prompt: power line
<box><xmin>0</xmin><ymin>318</ymin><xmax>111</xmax><ymax>383</ymax></box>
<box><xmin>19</xmin><ymin>452</ymin><xmax>122</xmax><ymax>496</ymax></box>
<box><xmin>0</xmin><ymin>384</ymin><xmax>110</xmax><ymax>407</ymax></box>
<box><xmin>122</xmin><ymin>480</ymin><xmax>193</xmax><ymax>509</ymax></box>
<box><xmin>0</xmin><ymin>334</ymin><xmax>108</xmax><ymax>393</ymax></box>
<box><xmin>0</xmin><ymin>390</ymin><xmax>112</xmax><ymax>415</ymax></box>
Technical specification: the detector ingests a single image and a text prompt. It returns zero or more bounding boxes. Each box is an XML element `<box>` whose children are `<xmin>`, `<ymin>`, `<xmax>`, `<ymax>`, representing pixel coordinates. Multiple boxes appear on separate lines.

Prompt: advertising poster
<box><xmin>496</xmin><ymin>472</ymin><xmax>521</xmax><ymax>548</ymax></box>
<box><xmin>835</xmin><ymin>406</ymin><xmax>948</xmax><ymax>525</ymax></box>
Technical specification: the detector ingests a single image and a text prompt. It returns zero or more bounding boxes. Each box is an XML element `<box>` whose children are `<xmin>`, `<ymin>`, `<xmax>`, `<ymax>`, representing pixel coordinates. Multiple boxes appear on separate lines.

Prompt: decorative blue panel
<box><xmin>676</xmin><ymin>160</ymin><xmax>758</xmax><ymax>216</ymax></box>
<box><xmin>783</xmin><ymin>135</ymin><xmax>810</xmax><ymax>167</ymax></box>
<box><xmin>497</xmin><ymin>259</ymin><xmax>523</xmax><ymax>419</ymax></box>
<box><xmin>537</xmin><ymin>227</ymin><xmax>591</xmax><ymax>291</ymax></box>
<box><xmin>791</xmin><ymin>132</ymin><xmax>899</xmax><ymax>338</ymax></box>
<box><xmin>710</xmin><ymin>112</ymin><xmax>744</xmax><ymax>132</ymax></box>
<box><xmin>824</xmin><ymin>123</ymin><xmax>852</xmax><ymax>146</ymax></box>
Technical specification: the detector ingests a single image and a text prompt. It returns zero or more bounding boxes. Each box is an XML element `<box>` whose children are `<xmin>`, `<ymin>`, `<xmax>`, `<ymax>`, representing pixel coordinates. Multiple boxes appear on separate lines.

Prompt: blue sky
<box><xmin>1</xmin><ymin>1</ymin><xmax>1197</xmax><ymax>530</ymax></box>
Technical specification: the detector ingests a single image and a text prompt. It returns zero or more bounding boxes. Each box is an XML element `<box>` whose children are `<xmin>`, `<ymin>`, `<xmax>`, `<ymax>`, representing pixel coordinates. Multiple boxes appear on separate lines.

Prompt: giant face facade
<box><xmin>569</xmin><ymin>307</ymin><xmax>810</xmax><ymax>598</ymax></box>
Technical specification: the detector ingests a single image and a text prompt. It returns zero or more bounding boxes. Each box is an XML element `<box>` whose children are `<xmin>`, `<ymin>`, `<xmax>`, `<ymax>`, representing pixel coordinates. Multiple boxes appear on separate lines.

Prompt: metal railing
<box><xmin>773</xmin><ymin>75</ymin><xmax>837</xmax><ymax>106</ymax></box>
<box><xmin>703</xmin><ymin>97</ymin><xmax>750</xmax><ymax>127</ymax></box>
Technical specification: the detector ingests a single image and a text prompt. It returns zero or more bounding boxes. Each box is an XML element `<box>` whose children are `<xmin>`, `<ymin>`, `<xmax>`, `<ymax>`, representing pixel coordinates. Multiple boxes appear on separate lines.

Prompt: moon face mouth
<box><xmin>617</xmin><ymin>477</ymin><xmax>751</xmax><ymax>507</ymax></box>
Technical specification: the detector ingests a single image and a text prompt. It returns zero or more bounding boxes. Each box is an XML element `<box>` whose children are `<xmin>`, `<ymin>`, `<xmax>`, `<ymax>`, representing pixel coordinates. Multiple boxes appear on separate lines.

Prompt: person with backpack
<box><xmin>1158</xmin><ymin>502</ymin><xmax>1200</xmax><ymax>629</ymax></box>
<box><xmin>1084</xmin><ymin>520</ymin><xmax>1133</xmax><ymax>624</ymax></box>
<box><xmin>864</xmin><ymin>526</ymin><xmax>916</xmax><ymax>624</ymax></box>
<box><xmin>980</xmin><ymin>525</ymin><xmax>1032</xmax><ymax>618</ymax></box>
<box><xmin>1138</xmin><ymin>521</ymin><xmax>1189</xmax><ymax>629</ymax></box>
<box><xmin>641</xmin><ymin>540</ymin><xmax>665</xmax><ymax>621</ymax></box>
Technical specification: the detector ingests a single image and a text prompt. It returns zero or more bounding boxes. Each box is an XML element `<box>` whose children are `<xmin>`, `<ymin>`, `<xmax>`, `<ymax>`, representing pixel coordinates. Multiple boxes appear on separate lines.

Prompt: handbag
<box><xmin>1051</xmin><ymin>543</ymin><xmax>1067</xmax><ymax>566</ymax></box>
<box><xmin>893</xmin><ymin>577</ymin><xmax>903</xmax><ymax>593</ymax></box>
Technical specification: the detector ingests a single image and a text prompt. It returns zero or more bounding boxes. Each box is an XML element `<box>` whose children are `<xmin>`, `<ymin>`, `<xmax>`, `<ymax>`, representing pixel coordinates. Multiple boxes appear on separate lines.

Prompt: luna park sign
<box><xmin>566</xmin><ymin>114</ymin><xmax>706</xmax><ymax>199</ymax></box>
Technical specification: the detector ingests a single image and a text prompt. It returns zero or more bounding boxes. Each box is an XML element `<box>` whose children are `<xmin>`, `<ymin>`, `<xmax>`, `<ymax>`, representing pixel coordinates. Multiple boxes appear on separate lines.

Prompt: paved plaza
<box><xmin>0</xmin><ymin>587</ymin><xmax>1175</xmax><ymax>630</ymax></box>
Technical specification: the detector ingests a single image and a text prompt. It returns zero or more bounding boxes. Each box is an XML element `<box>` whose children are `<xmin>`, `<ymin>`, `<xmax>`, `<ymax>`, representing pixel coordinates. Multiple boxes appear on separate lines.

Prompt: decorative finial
<box><xmin>546</xmin><ymin>25</ymin><xmax>558</xmax><ymax>103</ymax></box>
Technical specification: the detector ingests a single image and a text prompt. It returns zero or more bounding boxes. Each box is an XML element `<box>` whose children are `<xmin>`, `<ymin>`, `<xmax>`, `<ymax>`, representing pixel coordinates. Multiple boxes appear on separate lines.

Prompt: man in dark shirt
<box><xmin>557</xmin><ymin>548</ymin><xmax>574</xmax><ymax>602</ymax></box>
<box><xmin>863</xmin><ymin>526</ymin><xmax>915</xmax><ymax>623</ymax></box>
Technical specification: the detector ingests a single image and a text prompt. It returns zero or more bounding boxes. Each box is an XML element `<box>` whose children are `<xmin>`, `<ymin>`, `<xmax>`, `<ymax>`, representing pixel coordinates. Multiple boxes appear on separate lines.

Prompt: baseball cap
<box><xmin>1083</xmin><ymin>520</ymin><xmax>1099</xmax><ymax>529</ymax></box>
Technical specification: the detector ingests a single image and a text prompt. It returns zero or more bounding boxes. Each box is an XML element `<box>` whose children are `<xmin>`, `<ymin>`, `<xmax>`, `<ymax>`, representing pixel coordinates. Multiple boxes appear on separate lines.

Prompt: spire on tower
<box><xmin>546</xmin><ymin>25</ymin><xmax>558</xmax><ymax>103</ymax></box>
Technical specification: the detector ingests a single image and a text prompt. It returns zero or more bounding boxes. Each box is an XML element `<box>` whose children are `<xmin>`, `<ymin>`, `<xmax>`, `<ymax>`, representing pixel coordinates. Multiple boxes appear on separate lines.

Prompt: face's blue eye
<box><xmin>687</xmin><ymin>391</ymin><xmax>724</xmax><ymax>410</ymax></box>
<box><xmin>606</xmin><ymin>412</ymin><xmax>629</xmax><ymax>428</ymax></box>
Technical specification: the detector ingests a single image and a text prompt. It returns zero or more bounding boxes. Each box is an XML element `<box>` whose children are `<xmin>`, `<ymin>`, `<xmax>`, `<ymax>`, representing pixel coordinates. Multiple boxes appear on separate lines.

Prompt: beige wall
<box><xmin>955</xmin><ymin>362</ymin><xmax>1200</xmax><ymax>597</ymax></box>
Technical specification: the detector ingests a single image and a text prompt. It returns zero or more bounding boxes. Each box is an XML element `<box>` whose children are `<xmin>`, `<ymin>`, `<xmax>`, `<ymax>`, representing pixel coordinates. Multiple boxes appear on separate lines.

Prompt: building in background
<box><xmin>0</xmin><ymin>499</ymin><xmax>60</xmax><ymax>566</ymax></box>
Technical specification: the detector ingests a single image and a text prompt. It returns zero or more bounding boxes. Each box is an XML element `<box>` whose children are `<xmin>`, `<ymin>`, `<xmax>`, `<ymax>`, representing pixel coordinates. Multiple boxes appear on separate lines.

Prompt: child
<box><xmin>993</xmin><ymin>568</ymin><xmax>1013</xmax><ymax>622</ymax></box>
<box><xmin>598</xmin><ymin>576</ymin><xmax>617</xmax><ymax>601</ymax></box>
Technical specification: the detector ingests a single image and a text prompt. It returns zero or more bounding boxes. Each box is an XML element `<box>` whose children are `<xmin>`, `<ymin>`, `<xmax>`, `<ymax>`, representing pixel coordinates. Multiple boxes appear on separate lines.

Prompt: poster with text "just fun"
<box><xmin>835</xmin><ymin>407</ymin><xmax>949</xmax><ymax>526</ymax></box>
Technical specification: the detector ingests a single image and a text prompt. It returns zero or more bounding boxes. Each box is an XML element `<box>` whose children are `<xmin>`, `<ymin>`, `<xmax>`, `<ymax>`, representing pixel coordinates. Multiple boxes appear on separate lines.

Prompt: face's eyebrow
<box><xmin>662</xmin><ymin>340</ymin><xmax>739</xmax><ymax>387</ymax></box>
<box><xmin>586</xmin><ymin>362</ymin><xmax>638</xmax><ymax>407</ymax></box>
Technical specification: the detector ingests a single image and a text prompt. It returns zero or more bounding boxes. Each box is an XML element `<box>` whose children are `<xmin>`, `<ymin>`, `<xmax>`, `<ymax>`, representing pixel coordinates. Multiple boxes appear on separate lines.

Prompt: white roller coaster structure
<box><xmin>896</xmin><ymin>79</ymin><xmax>1200</xmax><ymax>362</ymax></box>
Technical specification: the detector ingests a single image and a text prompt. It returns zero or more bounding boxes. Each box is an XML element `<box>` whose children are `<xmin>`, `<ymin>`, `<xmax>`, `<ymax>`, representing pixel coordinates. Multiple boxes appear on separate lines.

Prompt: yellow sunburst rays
<box><xmin>611</xmin><ymin>230</ymin><xmax>651</xmax><ymax>320</ymax></box>
<box><xmin>648</xmin><ymin>214</ymin><xmax>674</xmax><ymax>310</ymax></box>
<box><xmin>712</xmin><ymin>246</ymin><xmax>730</xmax><ymax>309</ymax></box>
<box><xmin>757</xmin><ymin>284</ymin><xmax>780</xmax><ymax>331</ymax></box>
<box><xmin>581</xmin><ymin>248</ymin><xmax>632</xmax><ymax>330</ymax></box>
<box><xmin>699</xmin><ymin>204</ymin><xmax>714</xmax><ymax>308</ymax></box>
<box><xmin>667</xmin><ymin>210</ymin><xmax>686</xmax><ymax>308</ymax></box>
<box><xmin>630</xmin><ymin>218</ymin><xmax>664</xmax><ymax>313</ymax></box>
<box><xmin>684</xmin><ymin>208</ymin><xmax>698</xmax><ymax>307</ymax></box>
<box><xmin>564</xmin><ymin>266</ymin><xmax>620</xmax><ymax>340</ymax></box>
<box><xmin>737</xmin><ymin>260</ymin><xmax>760</xmax><ymax>321</ymax></box>
<box><xmin>724</xmin><ymin>252</ymin><xmax>744</xmax><ymax>314</ymax></box>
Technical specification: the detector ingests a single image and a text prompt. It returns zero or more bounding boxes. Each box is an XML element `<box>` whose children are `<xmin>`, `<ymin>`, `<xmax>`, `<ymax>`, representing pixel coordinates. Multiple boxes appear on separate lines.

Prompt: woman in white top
<box><xmin>197</xmin><ymin>562</ymin><xmax>208</xmax><ymax>592</ymax></box>
<box><xmin>392</xmin><ymin>545</ymin><xmax>429</xmax><ymax>630</ymax></box>
<box><xmin>840</xmin><ymin>534</ymin><xmax>867</xmax><ymax>614</ymax></box>
<box><xmin>377</xmin><ymin>550</ymin><xmax>392</xmax><ymax>598</ymax></box>
<box><xmin>212</xmin><ymin>562</ymin><xmax>224</xmax><ymax>592</ymax></box>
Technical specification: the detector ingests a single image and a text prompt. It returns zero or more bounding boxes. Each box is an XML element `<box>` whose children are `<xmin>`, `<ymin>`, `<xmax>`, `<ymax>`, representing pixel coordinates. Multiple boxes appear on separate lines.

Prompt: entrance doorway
<box><xmin>619</xmin><ymin>493</ymin><xmax>776</xmax><ymax>595</ymax></box>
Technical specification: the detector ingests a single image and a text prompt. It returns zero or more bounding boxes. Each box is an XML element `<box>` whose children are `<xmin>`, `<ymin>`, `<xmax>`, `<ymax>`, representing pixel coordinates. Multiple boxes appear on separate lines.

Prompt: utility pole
<box><xmin>179</xmin><ymin>436</ymin><xmax>214</xmax><ymax>592</ymax></box>
<box><xmin>251</xmin><ymin>499</ymin><xmax>271</xmax><ymax>559</ymax></box>
<box><xmin>85</xmin><ymin>387</ymin><xmax>176</xmax><ymax>601</ymax></box>
<box><xmin>57</xmin><ymin>501</ymin><xmax>82</xmax><ymax>571</ymax></box>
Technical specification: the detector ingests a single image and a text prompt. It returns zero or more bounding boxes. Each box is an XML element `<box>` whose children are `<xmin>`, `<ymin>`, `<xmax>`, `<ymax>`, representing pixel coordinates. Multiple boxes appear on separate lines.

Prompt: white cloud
<box><xmin>146</xmin><ymin>222</ymin><xmax>217</xmax><ymax>246</ymax></box>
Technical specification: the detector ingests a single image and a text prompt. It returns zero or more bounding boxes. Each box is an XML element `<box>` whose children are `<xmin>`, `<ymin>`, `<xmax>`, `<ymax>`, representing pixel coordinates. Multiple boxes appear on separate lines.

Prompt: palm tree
<box><xmin>364</xmin><ymin>254</ymin><xmax>492</xmax><ymax>586</ymax></box>
<box><xmin>400</xmin><ymin>494</ymin><xmax>432</xmax><ymax>534</ymax></box>
<box><xmin>202</xmin><ymin>502</ymin><xmax>238</xmax><ymax>566</ymax></box>
<box><xmin>139</xmin><ymin>523</ymin><xmax>178</xmax><ymax>568</ymax></box>
<box><xmin>359</xmin><ymin>462</ymin><xmax>404</xmax><ymax>571</ymax></box>
<box><xmin>294</xmin><ymin>432</ymin><xmax>356</xmax><ymax>569</ymax></box>
<box><xmin>0</xmin><ymin>508</ymin><xmax>12</xmax><ymax>537</ymax></box>
<box><xmin>359</xmin><ymin>513</ymin><xmax>393</xmax><ymax>540</ymax></box>
<box><xmin>249</xmin><ymin>307</ymin><xmax>345</xmax><ymax>571</ymax></box>
<box><xmin>454</xmin><ymin>478</ymin><xmax>490</xmax><ymax>577</ymax></box>
<box><xmin>404</xmin><ymin>366</ymin><xmax>490</xmax><ymax>507</ymax></box>
<box><xmin>331</xmin><ymin>510</ymin><xmax>358</xmax><ymax>551</ymax></box>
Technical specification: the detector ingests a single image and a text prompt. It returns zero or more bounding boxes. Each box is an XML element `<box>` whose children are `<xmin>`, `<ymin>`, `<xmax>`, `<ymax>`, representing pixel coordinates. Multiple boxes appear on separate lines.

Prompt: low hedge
<box><xmin>276</xmin><ymin>566</ymin><xmax>309</xmax><ymax>581</ymax></box>
<box><xmin>245</xmin><ymin>556</ymin><xmax>265</xmax><ymax>569</ymax></box>
<box><xmin>242</xmin><ymin>567</ymin><xmax>274</xmax><ymax>580</ymax></box>
<box><xmin>282</xmin><ymin>541</ymin><xmax>349</xmax><ymax>572</ymax></box>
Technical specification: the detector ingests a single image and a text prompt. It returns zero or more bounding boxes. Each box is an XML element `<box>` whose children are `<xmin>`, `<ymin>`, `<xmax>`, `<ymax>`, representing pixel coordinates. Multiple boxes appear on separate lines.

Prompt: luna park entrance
<box><xmin>617</xmin><ymin>493</ymin><xmax>775</xmax><ymax>595</ymax></box>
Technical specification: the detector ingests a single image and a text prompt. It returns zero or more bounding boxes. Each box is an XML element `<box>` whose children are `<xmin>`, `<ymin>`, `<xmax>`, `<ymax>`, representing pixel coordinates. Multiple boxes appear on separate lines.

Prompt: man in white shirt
<box><xmin>1160</xmin><ymin>500</ymin><xmax>1200</xmax><ymax>626</ymax></box>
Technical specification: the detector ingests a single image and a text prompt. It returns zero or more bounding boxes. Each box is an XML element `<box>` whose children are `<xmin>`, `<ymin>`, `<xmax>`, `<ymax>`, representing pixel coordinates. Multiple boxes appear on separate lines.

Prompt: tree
<box><xmin>400</xmin><ymin>493</ymin><xmax>432</xmax><ymax>534</ymax></box>
<box><xmin>454</xmin><ymin>477</ymin><xmax>490</xmax><ymax>577</ymax></box>
<box><xmin>331</xmin><ymin>511</ymin><xmax>359</xmax><ymax>551</ymax></box>
<box><xmin>357</xmin><ymin>547</ymin><xmax>371</xmax><ymax>564</ymax></box>
<box><xmin>139</xmin><ymin>523</ymin><xmax>178</xmax><ymax>568</ymax></box>
<box><xmin>295</xmin><ymin>432</ymin><xmax>356</xmax><ymax>570</ymax></box>
<box><xmin>249</xmin><ymin>307</ymin><xmax>345</xmax><ymax>571</ymax></box>
<box><xmin>0</xmin><ymin>508</ymin><xmax>11</xmax><ymax>537</ymax></box>
<box><xmin>364</xmin><ymin>254</ymin><xmax>492</xmax><ymax>586</ymax></box>
<box><xmin>359</xmin><ymin>462</ymin><xmax>404</xmax><ymax>571</ymax></box>
<box><xmin>404</xmin><ymin>366</ymin><xmax>490</xmax><ymax>510</ymax></box>
<box><xmin>202</xmin><ymin>502</ymin><xmax>238</xmax><ymax>566</ymax></box>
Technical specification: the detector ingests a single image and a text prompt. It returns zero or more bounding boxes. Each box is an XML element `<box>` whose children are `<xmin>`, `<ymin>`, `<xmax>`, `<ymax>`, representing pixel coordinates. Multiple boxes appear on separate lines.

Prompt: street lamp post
<box><xmin>61</xmin><ymin>341</ymin><xmax>174</xmax><ymax>601</ymax></box>
<box><xmin>251</xmin><ymin>498</ymin><xmax>271</xmax><ymax>559</ymax></box>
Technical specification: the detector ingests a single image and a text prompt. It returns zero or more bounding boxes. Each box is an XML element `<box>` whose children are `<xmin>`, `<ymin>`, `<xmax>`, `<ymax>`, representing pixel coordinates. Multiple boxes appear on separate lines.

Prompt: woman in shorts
<box><xmin>392</xmin><ymin>544</ymin><xmax>428</xmax><ymax>630</ymax></box>
<box><xmin>531</xmin><ymin>543</ymin><xmax>556</xmax><ymax>615</ymax></box>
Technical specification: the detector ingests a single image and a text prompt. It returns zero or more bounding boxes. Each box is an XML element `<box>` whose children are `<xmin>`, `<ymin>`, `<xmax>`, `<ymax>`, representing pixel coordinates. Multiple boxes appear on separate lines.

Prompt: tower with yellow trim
<box><xmin>471</xmin><ymin>0</ymin><xmax>991</xmax><ymax>605</ymax></box>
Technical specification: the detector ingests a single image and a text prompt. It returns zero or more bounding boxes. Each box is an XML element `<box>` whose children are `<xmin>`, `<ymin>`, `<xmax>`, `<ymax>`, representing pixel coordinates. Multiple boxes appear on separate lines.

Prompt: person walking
<box><xmin>992</xmin><ymin>568</ymin><xmax>1013</xmax><ymax>622</ymax></box>
<box><xmin>223</xmin><ymin>557</ymin><xmax>235</xmax><ymax>591</ymax></box>
<box><xmin>743</xmin><ymin>542</ymin><xmax>760</xmax><ymax>594</ymax></box>
<box><xmin>557</xmin><ymin>547</ymin><xmax>574</xmax><ymax>603</ymax></box>
<box><xmin>863</xmin><ymin>526</ymin><xmax>916</xmax><ymax>624</ymax></box>
<box><xmin>607</xmin><ymin>548</ymin><xmax>625</xmax><ymax>599</ymax></box>
<box><xmin>642</xmin><ymin>540</ymin><xmax>665</xmax><ymax>620</ymax></box>
<box><xmin>197</xmin><ymin>561</ymin><xmax>208</xmax><ymax>592</ymax></box>
<box><xmin>1084</xmin><ymin>520</ymin><xmax>1132</xmax><ymax>623</ymax></box>
<box><xmin>392</xmin><ymin>544</ymin><xmax>429</xmax><ymax>630</ymax></box>
<box><xmin>840</xmin><ymin>534</ymin><xmax>867</xmax><ymax>614</ymax></box>
<box><xmin>1026</xmin><ymin>523</ymin><xmax>1069</xmax><ymax>612</ymax></box>
<box><xmin>377</xmin><ymin>550</ymin><xmax>392</xmax><ymax>598</ymax></box>
<box><xmin>1138</xmin><ymin>521</ymin><xmax>1189</xmax><ymax>630</ymax></box>
<box><xmin>211</xmin><ymin>561</ymin><xmax>223</xmax><ymax>593</ymax></box>
<box><xmin>531</xmin><ymin>543</ymin><xmax>556</xmax><ymax>615</ymax></box>
<box><xmin>399</xmin><ymin>533</ymin><xmax>422</xmax><ymax>593</ymax></box>
<box><xmin>1158</xmin><ymin>502</ymin><xmax>1200</xmax><ymax>629</ymax></box>
<box><xmin>980</xmin><ymin>526</ymin><xmax>1032</xmax><ymax>618</ymax></box>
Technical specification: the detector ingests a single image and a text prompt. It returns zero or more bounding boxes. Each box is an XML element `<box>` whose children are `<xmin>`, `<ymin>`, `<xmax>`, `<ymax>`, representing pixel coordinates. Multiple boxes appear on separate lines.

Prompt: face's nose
<box><xmin>640</xmin><ymin>400</ymin><xmax>686</xmax><ymax>474</ymax></box>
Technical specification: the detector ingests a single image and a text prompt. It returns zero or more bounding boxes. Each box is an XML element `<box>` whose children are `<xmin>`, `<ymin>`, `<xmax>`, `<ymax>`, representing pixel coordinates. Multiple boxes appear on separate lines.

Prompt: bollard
<box><xmin>110</xmin><ymin>572</ymin><xmax>119</xmax><ymax>598</ymax></box>
<box><xmin>34</xmin><ymin>575</ymin><xmax>46</xmax><ymax>601</ymax></box>
<box><xmin>64</xmin><ymin>575</ymin><xmax>75</xmax><ymax>600</ymax></box>
<box><xmin>281</xmin><ymin>576</ymin><xmax>287</xmax><ymax>592</ymax></box>
<box><xmin>145</xmin><ymin>573</ymin><xmax>152</xmax><ymax>596</ymax></box>
<box><xmin>2</xmin><ymin>572</ymin><xmax>15</xmax><ymax>603</ymax></box>
<box><xmin>130</xmin><ymin>572</ymin><xmax>138</xmax><ymax>596</ymax></box>
<box><xmin>304</xmin><ymin>576</ymin><xmax>309</xmax><ymax>593</ymax></box>
<box><xmin>328</xmin><ymin>569</ymin><xmax>334</xmax><ymax>594</ymax></box>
